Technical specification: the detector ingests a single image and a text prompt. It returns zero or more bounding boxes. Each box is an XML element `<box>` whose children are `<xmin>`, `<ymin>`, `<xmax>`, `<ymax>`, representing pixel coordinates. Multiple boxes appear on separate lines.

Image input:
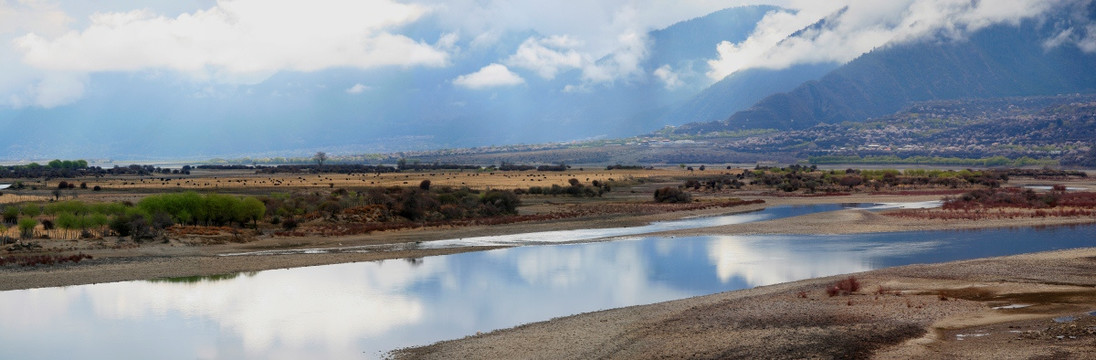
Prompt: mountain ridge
<box><xmin>674</xmin><ymin>4</ymin><xmax>1096</xmax><ymax>134</ymax></box>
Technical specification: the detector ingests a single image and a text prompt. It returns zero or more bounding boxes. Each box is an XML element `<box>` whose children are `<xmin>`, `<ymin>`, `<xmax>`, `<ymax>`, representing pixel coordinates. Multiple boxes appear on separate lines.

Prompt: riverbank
<box><xmin>2</xmin><ymin>194</ymin><xmax>1094</xmax><ymax>291</ymax></box>
<box><xmin>394</xmin><ymin>247</ymin><xmax>1096</xmax><ymax>359</ymax></box>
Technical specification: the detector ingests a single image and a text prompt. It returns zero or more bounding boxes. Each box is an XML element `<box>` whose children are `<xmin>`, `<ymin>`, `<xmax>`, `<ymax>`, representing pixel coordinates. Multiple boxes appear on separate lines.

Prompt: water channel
<box><xmin>1</xmin><ymin>204</ymin><xmax>1093</xmax><ymax>359</ymax></box>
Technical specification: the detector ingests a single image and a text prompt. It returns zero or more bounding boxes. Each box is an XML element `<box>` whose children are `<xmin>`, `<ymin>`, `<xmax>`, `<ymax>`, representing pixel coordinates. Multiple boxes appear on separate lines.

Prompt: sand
<box><xmin>393</xmin><ymin>248</ymin><xmax>1096</xmax><ymax>359</ymax></box>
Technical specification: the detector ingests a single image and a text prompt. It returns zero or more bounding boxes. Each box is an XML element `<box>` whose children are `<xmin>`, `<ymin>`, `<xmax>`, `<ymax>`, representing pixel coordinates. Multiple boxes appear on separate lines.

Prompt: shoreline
<box><xmin>2</xmin><ymin>194</ymin><xmax>1095</xmax><ymax>291</ymax></box>
<box><xmin>394</xmin><ymin>247</ymin><xmax>1096</xmax><ymax>359</ymax></box>
<box><xmin>3</xmin><ymin>191</ymin><xmax>1094</xmax><ymax>358</ymax></box>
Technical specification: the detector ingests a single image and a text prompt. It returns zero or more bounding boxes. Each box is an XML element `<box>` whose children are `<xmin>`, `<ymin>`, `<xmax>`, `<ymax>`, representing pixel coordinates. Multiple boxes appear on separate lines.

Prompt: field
<box><xmin>0</xmin><ymin>166</ymin><xmax>1091</xmax><ymax>259</ymax></box>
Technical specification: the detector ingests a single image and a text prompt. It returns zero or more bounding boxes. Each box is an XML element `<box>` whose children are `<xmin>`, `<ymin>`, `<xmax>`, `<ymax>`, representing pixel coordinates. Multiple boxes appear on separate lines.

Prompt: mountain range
<box><xmin>675</xmin><ymin>2</ymin><xmax>1096</xmax><ymax>134</ymax></box>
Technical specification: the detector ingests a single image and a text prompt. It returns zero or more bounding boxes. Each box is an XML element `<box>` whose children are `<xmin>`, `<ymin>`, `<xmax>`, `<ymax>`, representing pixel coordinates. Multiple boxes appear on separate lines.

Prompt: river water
<box><xmin>0</xmin><ymin>204</ymin><xmax>1092</xmax><ymax>359</ymax></box>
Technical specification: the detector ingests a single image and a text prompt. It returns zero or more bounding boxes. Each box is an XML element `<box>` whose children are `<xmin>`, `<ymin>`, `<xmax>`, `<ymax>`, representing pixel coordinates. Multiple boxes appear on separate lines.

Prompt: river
<box><xmin>0</xmin><ymin>204</ymin><xmax>1092</xmax><ymax>359</ymax></box>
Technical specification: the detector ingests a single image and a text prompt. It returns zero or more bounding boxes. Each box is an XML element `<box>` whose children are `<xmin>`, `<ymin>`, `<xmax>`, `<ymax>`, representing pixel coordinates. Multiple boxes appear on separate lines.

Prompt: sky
<box><xmin>5</xmin><ymin>0</ymin><xmax>1082</xmax><ymax>108</ymax></box>
<box><xmin>0</xmin><ymin>0</ymin><xmax>1091</xmax><ymax>159</ymax></box>
<box><xmin>0</xmin><ymin>0</ymin><xmax>763</xmax><ymax>108</ymax></box>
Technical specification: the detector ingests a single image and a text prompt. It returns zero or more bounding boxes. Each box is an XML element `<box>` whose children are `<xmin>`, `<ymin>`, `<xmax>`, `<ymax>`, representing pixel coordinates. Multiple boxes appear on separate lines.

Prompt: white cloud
<box><xmin>505</xmin><ymin>36</ymin><xmax>586</xmax><ymax>79</ymax></box>
<box><xmin>3</xmin><ymin>0</ymin><xmax>1080</xmax><ymax>109</ymax></box>
<box><xmin>706</xmin><ymin>7</ymin><xmax>822</xmax><ymax>80</ymax></box>
<box><xmin>14</xmin><ymin>0</ymin><xmax>449</xmax><ymax>83</ymax></box>
<box><xmin>0</xmin><ymin>0</ymin><xmax>78</xmax><ymax>108</ymax></box>
<box><xmin>707</xmin><ymin>0</ymin><xmax>1061</xmax><ymax>81</ymax></box>
<box><xmin>435</xmin><ymin>31</ymin><xmax>460</xmax><ymax>51</ymax></box>
<box><xmin>0</xmin><ymin>0</ymin><xmax>786</xmax><ymax>107</ymax></box>
<box><xmin>578</xmin><ymin>27</ymin><xmax>649</xmax><ymax>84</ymax></box>
<box><xmin>1080</xmin><ymin>25</ymin><xmax>1096</xmax><ymax>53</ymax></box>
<box><xmin>345</xmin><ymin>83</ymin><xmax>371</xmax><ymax>94</ymax></box>
<box><xmin>1045</xmin><ymin>22</ymin><xmax>1096</xmax><ymax>53</ymax></box>
<box><xmin>653</xmin><ymin>64</ymin><xmax>683</xmax><ymax>90</ymax></box>
<box><xmin>421</xmin><ymin>0</ymin><xmax>769</xmax><ymax>88</ymax></box>
<box><xmin>504</xmin><ymin>23</ymin><xmax>650</xmax><ymax>89</ymax></box>
<box><xmin>453</xmin><ymin>63</ymin><xmax>525</xmax><ymax>89</ymax></box>
<box><xmin>25</xmin><ymin>72</ymin><xmax>86</xmax><ymax>108</ymax></box>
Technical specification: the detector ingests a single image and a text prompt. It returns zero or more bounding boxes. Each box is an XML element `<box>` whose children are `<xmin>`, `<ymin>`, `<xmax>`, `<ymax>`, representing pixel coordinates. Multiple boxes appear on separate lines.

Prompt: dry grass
<box><xmin>0</xmin><ymin>194</ymin><xmax>50</xmax><ymax>204</ymax></box>
<box><xmin>3</xmin><ymin>169</ymin><xmax>687</xmax><ymax>193</ymax></box>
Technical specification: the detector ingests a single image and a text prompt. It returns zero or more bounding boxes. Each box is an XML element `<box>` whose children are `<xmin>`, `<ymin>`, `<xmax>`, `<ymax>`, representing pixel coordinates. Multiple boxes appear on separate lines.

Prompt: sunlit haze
<box><xmin>0</xmin><ymin>0</ymin><xmax>1088</xmax><ymax>160</ymax></box>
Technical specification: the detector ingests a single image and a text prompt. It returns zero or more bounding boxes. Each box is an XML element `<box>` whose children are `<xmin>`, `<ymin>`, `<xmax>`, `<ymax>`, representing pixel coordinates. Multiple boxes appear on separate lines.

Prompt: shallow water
<box><xmin>1021</xmin><ymin>185</ymin><xmax>1087</xmax><ymax>191</ymax></box>
<box><xmin>225</xmin><ymin>203</ymin><xmax>868</xmax><ymax>255</ymax></box>
<box><xmin>1</xmin><ymin>212</ymin><xmax>1094</xmax><ymax>359</ymax></box>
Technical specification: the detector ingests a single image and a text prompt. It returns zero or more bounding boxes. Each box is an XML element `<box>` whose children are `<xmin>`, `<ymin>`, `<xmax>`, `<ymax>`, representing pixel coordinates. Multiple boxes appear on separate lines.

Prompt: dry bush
<box><xmin>826</xmin><ymin>276</ymin><xmax>861</xmax><ymax>297</ymax></box>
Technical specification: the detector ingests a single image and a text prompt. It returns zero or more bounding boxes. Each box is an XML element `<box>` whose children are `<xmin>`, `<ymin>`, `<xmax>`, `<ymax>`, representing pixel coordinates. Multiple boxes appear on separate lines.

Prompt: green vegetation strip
<box><xmin>808</xmin><ymin>155</ymin><xmax>1058</xmax><ymax>167</ymax></box>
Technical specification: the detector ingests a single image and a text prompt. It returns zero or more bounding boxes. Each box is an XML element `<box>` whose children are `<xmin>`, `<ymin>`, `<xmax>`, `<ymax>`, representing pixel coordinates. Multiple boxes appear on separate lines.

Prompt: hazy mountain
<box><xmin>656</xmin><ymin>63</ymin><xmax>837</xmax><ymax>126</ymax></box>
<box><xmin>674</xmin><ymin>4</ymin><xmax>1096</xmax><ymax>134</ymax></box>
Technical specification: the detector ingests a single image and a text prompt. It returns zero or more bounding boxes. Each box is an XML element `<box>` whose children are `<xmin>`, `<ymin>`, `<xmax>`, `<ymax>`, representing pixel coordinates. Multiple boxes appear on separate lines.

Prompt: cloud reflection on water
<box><xmin>6</xmin><ymin>220</ymin><xmax>1087</xmax><ymax>360</ymax></box>
<box><xmin>706</xmin><ymin>235</ymin><xmax>943</xmax><ymax>286</ymax></box>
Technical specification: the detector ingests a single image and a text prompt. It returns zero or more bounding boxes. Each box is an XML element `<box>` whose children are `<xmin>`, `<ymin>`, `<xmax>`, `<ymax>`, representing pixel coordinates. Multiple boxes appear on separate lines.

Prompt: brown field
<box><xmin>23</xmin><ymin>168</ymin><xmax>695</xmax><ymax>193</ymax></box>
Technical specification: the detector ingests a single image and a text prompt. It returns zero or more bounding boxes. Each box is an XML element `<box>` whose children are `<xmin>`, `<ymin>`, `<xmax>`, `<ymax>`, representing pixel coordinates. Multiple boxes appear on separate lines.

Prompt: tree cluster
<box><xmin>252</xmin><ymin>164</ymin><xmax>397</xmax><ymax>174</ymax></box>
<box><xmin>396</xmin><ymin>158</ymin><xmax>480</xmax><ymax>171</ymax></box>
<box><xmin>260</xmin><ymin>186</ymin><xmax>521</xmax><ymax>225</ymax></box>
<box><xmin>497</xmin><ymin>162</ymin><xmax>536</xmax><ymax>171</ymax></box>
<box><xmin>137</xmin><ymin>192</ymin><xmax>266</xmax><ymax>227</ymax></box>
<box><xmin>536</xmin><ymin>164</ymin><xmax>569</xmax><ymax>172</ymax></box>
<box><xmin>519</xmin><ymin>178</ymin><xmax>611</xmax><ymax>197</ymax></box>
<box><xmin>605</xmin><ymin>164</ymin><xmax>652</xmax><ymax>170</ymax></box>
<box><xmin>943</xmin><ymin>187</ymin><xmax>1096</xmax><ymax>210</ymax></box>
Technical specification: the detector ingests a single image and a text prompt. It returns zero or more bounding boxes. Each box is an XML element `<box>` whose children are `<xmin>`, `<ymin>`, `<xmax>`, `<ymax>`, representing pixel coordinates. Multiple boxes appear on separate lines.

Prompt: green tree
<box><xmin>237</xmin><ymin>197</ymin><xmax>266</xmax><ymax>227</ymax></box>
<box><xmin>2</xmin><ymin>206</ymin><xmax>19</xmax><ymax>224</ymax></box>
<box><xmin>21</xmin><ymin>204</ymin><xmax>41</xmax><ymax>218</ymax></box>
<box><xmin>90</xmin><ymin>213</ymin><xmax>110</xmax><ymax>230</ymax></box>
<box><xmin>18</xmin><ymin>218</ymin><xmax>37</xmax><ymax>239</ymax></box>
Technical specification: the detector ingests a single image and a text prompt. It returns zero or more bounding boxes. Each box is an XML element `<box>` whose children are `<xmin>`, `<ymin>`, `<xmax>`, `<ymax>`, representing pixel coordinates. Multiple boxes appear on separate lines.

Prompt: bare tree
<box><xmin>313</xmin><ymin>151</ymin><xmax>328</xmax><ymax>167</ymax></box>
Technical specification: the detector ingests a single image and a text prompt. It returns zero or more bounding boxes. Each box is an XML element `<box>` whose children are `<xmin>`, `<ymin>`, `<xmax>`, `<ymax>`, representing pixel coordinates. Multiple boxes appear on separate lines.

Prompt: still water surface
<box><xmin>1</xmin><ymin>206</ymin><xmax>1093</xmax><ymax>359</ymax></box>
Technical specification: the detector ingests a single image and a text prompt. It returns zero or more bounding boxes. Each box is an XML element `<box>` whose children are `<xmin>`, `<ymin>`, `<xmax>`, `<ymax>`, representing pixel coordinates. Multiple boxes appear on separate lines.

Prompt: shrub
<box><xmin>419</xmin><ymin>179</ymin><xmax>431</xmax><ymax>191</ymax></box>
<box><xmin>138</xmin><ymin>192</ymin><xmax>265</xmax><ymax>227</ymax></box>
<box><xmin>654</xmin><ymin>187</ymin><xmax>691</xmax><ymax>203</ymax></box>
<box><xmin>2</xmin><ymin>207</ymin><xmax>18</xmax><ymax>224</ymax></box>
<box><xmin>839</xmin><ymin>175</ymin><xmax>862</xmax><ymax>189</ymax></box>
<box><xmin>127</xmin><ymin>214</ymin><xmax>156</xmax><ymax>240</ymax></box>
<box><xmin>826</xmin><ymin>276</ymin><xmax>861</xmax><ymax>297</ymax></box>
<box><xmin>281</xmin><ymin>217</ymin><xmax>299</xmax><ymax>230</ymax></box>
<box><xmin>150</xmin><ymin>212</ymin><xmax>175</xmax><ymax>229</ymax></box>
<box><xmin>18</xmin><ymin>218</ymin><xmax>37</xmax><ymax>239</ymax></box>
<box><xmin>481</xmin><ymin>190</ymin><xmax>520</xmax><ymax>215</ymax></box>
